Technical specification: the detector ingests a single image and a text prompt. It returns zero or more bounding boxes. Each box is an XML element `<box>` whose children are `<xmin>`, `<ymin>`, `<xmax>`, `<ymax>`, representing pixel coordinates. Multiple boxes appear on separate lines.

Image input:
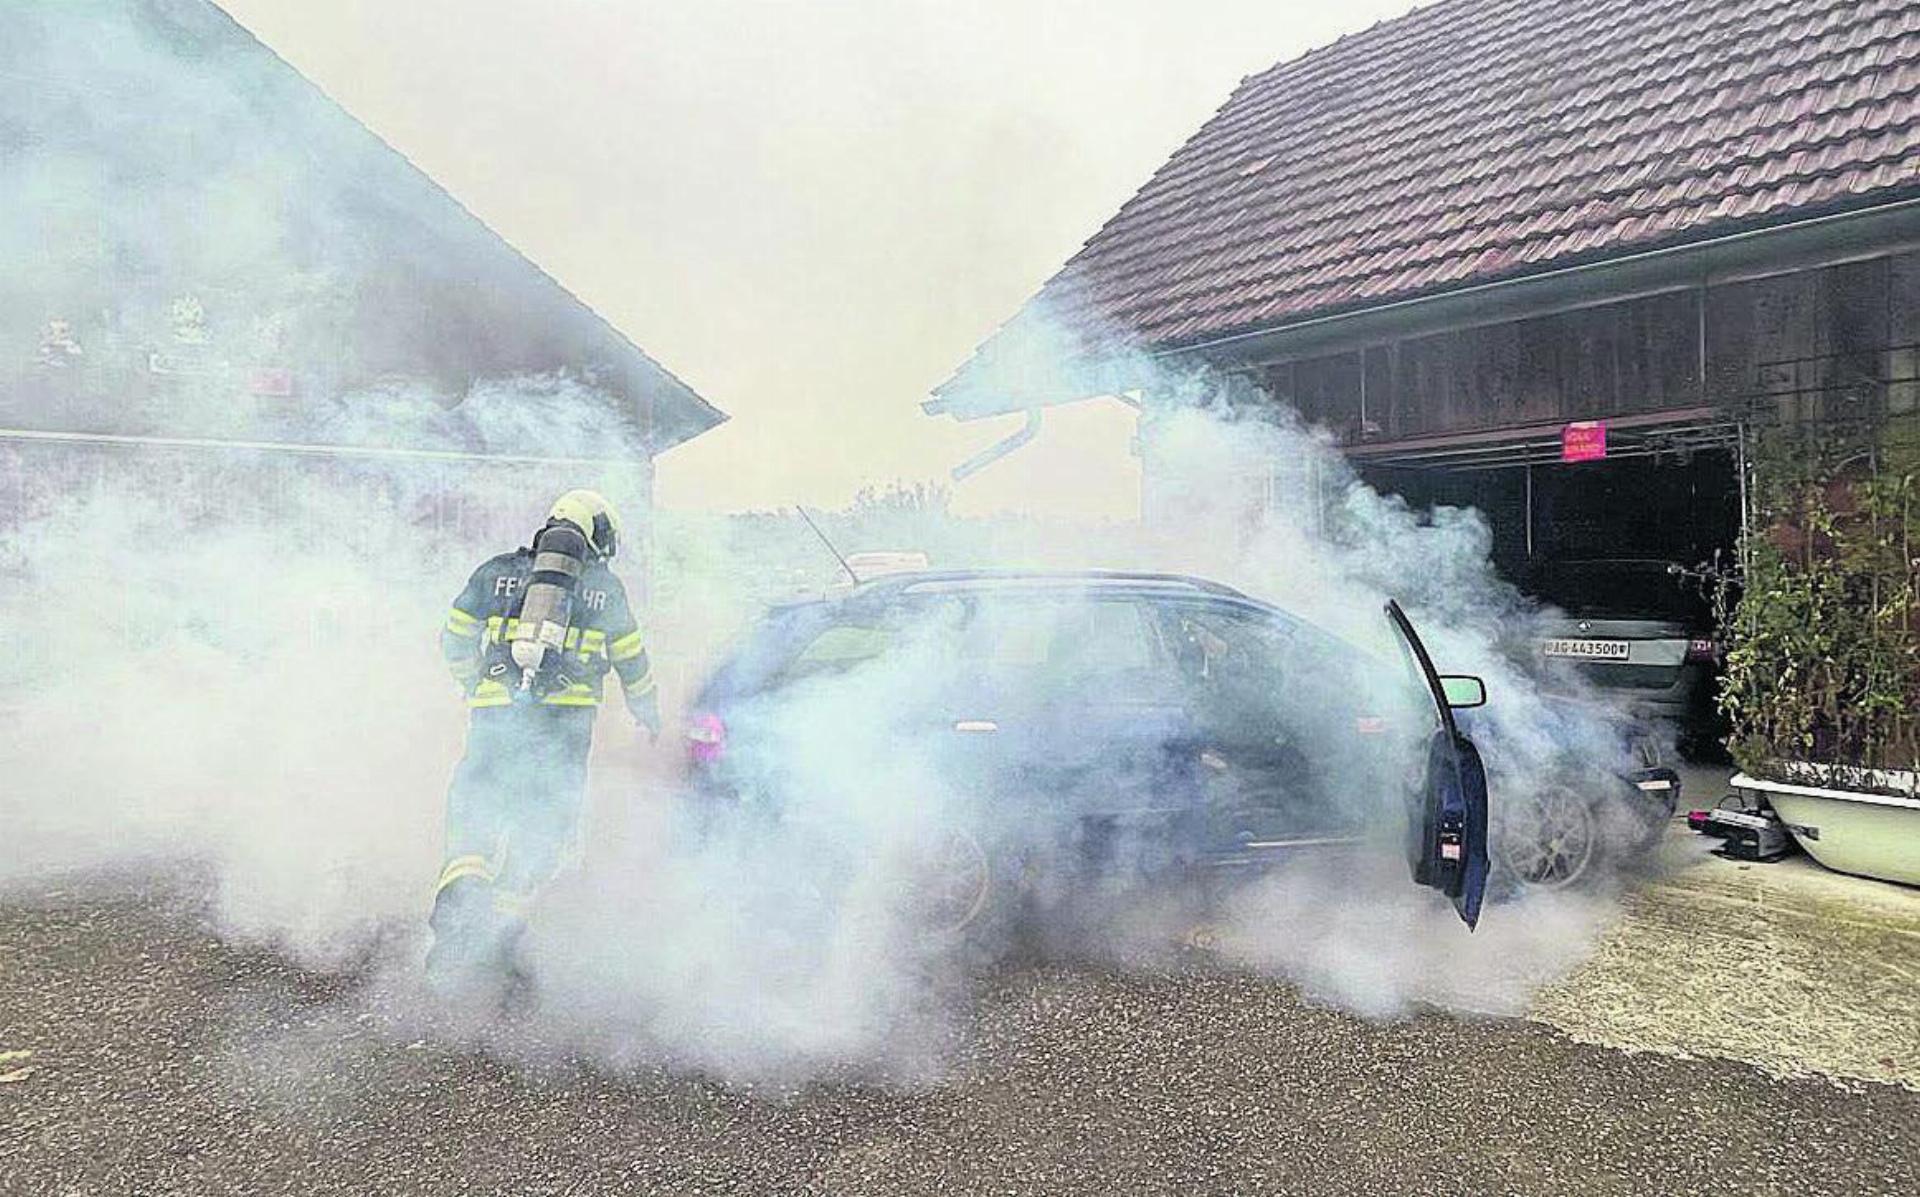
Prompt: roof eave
<box><xmin>928</xmin><ymin>192</ymin><xmax>1920</xmax><ymax>421</ymax></box>
<box><xmin>649</xmin><ymin>399</ymin><xmax>729</xmax><ymax>456</ymax></box>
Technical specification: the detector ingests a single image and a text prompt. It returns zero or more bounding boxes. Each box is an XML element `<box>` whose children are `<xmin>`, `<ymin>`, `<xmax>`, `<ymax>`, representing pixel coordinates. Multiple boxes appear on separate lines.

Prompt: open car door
<box><xmin>1385</xmin><ymin>600</ymin><xmax>1491</xmax><ymax>929</ymax></box>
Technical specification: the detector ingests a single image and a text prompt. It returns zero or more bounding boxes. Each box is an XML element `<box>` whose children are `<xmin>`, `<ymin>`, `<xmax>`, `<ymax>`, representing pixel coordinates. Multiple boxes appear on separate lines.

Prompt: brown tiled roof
<box><xmin>944</xmin><ymin>0</ymin><xmax>1920</xmax><ymax>397</ymax></box>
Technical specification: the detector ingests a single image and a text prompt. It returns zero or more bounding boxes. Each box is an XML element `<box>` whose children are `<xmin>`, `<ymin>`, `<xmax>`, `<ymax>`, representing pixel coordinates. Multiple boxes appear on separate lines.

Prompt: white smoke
<box><xmin>0</xmin><ymin>434</ymin><xmax>638</xmax><ymax>967</ymax></box>
<box><xmin>434</xmin><ymin>372</ymin><xmax>1666</xmax><ymax>1082</ymax></box>
<box><xmin>0</xmin><ymin>1</ymin><xmax>1674</xmax><ymax>1088</ymax></box>
<box><xmin>0</xmin><ymin>375</ymin><xmax>1663</xmax><ymax>1085</ymax></box>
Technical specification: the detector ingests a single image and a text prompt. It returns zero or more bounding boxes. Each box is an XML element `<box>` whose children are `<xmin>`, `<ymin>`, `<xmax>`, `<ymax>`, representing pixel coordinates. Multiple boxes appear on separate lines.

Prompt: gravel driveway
<box><xmin>3</xmin><ymin>877</ymin><xmax>1917</xmax><ymax>1196</ymax></box>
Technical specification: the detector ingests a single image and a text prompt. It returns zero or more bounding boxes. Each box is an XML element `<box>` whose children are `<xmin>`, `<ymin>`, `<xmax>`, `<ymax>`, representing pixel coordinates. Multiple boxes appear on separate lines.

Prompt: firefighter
<box><xmin>427</xmin><ymin>489</ymin><xmax>660</xmax><ymax>991</ymax></box>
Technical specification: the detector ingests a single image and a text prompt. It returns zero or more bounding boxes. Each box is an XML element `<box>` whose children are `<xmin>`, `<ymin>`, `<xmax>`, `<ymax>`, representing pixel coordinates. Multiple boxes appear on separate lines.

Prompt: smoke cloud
<box><xmin>455</xmin><ymin>327</ymin><xmax>1666</xmax><ymax>1079</ymax></box>
<box><xmin>2</xmin><ymin>1</ymin><xmax>1670</xmax><ymax>1088</ymax></box>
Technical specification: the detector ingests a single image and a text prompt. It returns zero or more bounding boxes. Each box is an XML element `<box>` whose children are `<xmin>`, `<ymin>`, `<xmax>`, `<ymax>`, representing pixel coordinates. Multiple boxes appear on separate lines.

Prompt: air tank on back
<box><xmin>508</xmin><ymin>519</ymin><xmax>592</xmax><ymax>696</ymax></box>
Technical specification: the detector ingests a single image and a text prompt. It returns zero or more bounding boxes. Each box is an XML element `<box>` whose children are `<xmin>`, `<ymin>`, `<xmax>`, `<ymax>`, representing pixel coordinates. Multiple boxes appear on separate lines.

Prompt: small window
<box><xmin>791</xmin><ymin>623</ymin><xmax>897</xmax><ymax>671</ymax></box>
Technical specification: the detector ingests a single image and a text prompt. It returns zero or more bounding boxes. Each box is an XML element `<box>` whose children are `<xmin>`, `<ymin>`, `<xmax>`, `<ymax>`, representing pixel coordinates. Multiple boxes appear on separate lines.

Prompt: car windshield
<box><xmin>1523</xmin><ymin>558</ymin><xmax>1709</xmax><ymax>622</ymax></box>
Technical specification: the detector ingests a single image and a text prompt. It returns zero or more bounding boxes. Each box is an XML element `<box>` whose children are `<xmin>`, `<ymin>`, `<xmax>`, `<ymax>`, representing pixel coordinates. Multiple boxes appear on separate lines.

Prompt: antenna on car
<box><xmin>795</xmin><ymin>503</ymin><xmax>860</xmax><ymax>586</ymax></box>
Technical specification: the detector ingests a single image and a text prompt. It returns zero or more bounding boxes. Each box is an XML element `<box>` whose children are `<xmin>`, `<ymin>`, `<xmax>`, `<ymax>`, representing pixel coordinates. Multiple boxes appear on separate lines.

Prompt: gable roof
<box><xmin>937</xmin><ymin>0</ymin><xmax>1920</xmax><ymax>412</ymax></box>
<box><xmin>0</xmin><ymin>0</ymin><xmax>725</xmax><ymax>454</ymax></box>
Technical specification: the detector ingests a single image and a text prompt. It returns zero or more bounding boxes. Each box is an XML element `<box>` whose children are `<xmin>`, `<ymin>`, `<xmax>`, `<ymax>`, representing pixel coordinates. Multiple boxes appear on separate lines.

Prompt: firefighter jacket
<box><xmin>440</xmin><ymin>548</ymin><xmax>656</xmax><ymax>715</ymax></box>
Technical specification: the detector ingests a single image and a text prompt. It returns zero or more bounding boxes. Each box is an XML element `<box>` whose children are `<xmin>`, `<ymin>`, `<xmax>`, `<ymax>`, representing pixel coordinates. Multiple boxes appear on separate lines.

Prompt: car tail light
<box><xmin>686</xmin><ymin>711</ymin><xmax>727</xmax><ymax>765</ymax></box>
<box><xmin>1685</xmin><ymin>638</ymin><xmax>1720</xmax><ymax>664</ymax></box>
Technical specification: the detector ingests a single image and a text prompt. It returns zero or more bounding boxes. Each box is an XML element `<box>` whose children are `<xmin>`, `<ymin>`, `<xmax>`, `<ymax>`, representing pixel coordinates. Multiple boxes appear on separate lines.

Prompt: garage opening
<box><xmin>1357</xmin><ymin>450</ymin><xmax>1740</xmax><ymax>577</ymax></box>
<box><xmin>1351</xmin><ymin>427</ymin><xmax>1743</xmax><ymax>751</ymax></box>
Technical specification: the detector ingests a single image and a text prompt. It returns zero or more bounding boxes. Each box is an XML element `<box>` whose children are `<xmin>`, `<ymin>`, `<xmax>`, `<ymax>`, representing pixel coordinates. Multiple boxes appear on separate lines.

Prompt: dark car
<box><xmin>681</xmin><ymin>570</ymin><xmax>1492</xmax><ymax>937</ymax></box>
<box><xmin>1522</xmin><ymin>557</ymin><xmax>1725</xmax><ymax>745</ymax></box>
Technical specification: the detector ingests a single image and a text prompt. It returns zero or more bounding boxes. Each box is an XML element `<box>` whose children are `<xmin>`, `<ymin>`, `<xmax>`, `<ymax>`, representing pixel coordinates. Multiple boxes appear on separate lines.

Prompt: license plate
<box><xmin>1542</xmin><ymin>638</ymin><xmax>1630</xmax><ymax>660</ymax></box>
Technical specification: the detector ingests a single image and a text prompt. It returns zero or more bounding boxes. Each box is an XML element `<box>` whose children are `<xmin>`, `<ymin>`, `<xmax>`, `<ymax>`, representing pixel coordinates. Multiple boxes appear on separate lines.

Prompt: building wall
<box><xmin>1245</xmin><ymin>250</ymin><xmax>1920</xmax><ymax>446</ymax></box>
<box><xmin>1136</xmin><ymin>248</ymin><xmax>1920</xmax><ymax>556</ymax></box>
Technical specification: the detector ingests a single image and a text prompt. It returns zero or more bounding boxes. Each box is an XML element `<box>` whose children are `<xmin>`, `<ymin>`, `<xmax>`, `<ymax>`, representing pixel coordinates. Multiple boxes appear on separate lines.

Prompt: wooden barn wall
<box><xmin>1254</xmin><ymin>251</ymin><xmax>1920</xmax><ymax>443</ymax></box>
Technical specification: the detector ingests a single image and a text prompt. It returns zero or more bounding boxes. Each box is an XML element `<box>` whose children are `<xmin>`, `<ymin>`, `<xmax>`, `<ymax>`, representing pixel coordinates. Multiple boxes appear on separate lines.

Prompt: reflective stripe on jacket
<box><xmin>439</xmin><ymin>548</ymin><xmax>652</xmax><ymax>710</ymax></box>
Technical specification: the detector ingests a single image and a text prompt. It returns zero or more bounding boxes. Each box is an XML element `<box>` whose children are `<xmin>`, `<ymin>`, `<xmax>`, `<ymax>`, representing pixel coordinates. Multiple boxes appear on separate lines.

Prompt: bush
<box><xmin>1722</xmin><ymin>416</ymin><xmax>1919</xmax><ymax>781</ymax></box>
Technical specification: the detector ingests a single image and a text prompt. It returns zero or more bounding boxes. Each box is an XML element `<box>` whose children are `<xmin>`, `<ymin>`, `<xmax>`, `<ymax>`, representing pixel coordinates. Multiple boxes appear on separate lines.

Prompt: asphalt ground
<box><xmin>3</xmin><ymin>866</ymin><xmax>1918</xmax><ymax>1197</ymax></box>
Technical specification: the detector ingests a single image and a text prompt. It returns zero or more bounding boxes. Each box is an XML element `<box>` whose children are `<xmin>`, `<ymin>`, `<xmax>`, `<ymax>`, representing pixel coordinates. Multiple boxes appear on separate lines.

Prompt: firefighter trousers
<box><xmin>430</xmin><ymin>704</ymin><xmax>595</xmax><ymax>972</ymax></box>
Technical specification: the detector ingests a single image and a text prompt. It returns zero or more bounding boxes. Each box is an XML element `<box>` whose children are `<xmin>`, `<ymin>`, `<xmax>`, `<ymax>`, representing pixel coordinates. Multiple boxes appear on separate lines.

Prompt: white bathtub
<box><xmin>1733</xmin><ymin>770</ymin><xmax>1920</xmax><ymax>887</ymax></box>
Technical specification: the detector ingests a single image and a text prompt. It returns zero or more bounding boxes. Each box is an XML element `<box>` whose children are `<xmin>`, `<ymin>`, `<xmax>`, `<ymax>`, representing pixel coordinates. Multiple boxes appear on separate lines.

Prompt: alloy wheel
<box><xmin>1500</xmin><ymin>783</ymin><xmax>1598</xmax><ymax>889</ymax></box>
<box><xmin>897</xmin><ymin>825</ymin><xmax>993</xmax><ymax>936</ymax></box>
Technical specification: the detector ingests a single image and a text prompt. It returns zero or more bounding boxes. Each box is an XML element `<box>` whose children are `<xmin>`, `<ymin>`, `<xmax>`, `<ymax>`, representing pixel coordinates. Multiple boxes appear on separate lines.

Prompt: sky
<box><xmin>217</xmin><ymin>0</ymin><xmax>1420</xmax><ymax>517</ymax></box>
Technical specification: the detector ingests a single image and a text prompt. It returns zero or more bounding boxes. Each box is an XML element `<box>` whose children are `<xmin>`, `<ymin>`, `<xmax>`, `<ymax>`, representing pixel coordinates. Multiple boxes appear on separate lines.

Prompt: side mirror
<box><xmin>1439</xmin><ymin>675</ymin><xmax>1487</xmax><ymax>709</ymax></box>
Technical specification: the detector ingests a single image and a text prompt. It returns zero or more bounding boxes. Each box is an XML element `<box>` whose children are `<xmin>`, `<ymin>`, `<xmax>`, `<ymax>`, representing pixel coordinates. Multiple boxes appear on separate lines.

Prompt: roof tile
<box><xmin>950</xmin><ymin>0</ymin><xmax>1920</xmax><ymax>380</ymax></box>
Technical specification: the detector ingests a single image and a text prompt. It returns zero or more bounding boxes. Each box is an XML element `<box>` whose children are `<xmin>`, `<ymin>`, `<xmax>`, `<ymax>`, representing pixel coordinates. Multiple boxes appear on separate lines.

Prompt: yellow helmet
<box><xmin>547</xmin><ymin>489</ymin><xmax>623</xmax><ymax>559</ymax></box>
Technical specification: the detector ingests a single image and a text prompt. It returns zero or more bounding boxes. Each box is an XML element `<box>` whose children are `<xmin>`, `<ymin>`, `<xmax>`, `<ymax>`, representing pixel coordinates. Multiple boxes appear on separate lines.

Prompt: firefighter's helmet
<box><xmin>547</xmin><ymin>489</ymin><xmax>622</xmax><ymax>560</ymax></box>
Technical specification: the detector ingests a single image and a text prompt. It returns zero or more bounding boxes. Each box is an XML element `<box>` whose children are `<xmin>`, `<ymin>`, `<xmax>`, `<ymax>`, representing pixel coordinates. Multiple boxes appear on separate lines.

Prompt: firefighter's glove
<box><xmin>629</xmin><ymin>695</ymin><xmax>662</xmax><ymax>744</ymax></box>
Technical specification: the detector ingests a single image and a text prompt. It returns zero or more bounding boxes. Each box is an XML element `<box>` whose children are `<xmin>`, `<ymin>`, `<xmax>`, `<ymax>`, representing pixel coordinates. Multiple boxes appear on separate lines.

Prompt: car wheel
<box><xmin>894</xmin><ymin>824</ymin><xmax>995</xmax><ymax>938</ymax></box>
<box><xmin>1499</xmin><ymin>782</ymin><xmax>1599</xmax><ymax>890</ymax></box>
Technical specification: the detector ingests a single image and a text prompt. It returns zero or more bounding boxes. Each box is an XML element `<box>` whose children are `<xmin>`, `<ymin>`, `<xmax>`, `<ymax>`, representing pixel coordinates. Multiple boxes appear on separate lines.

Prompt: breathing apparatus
<box><xmin>491</xmin><ymin>490</ymin><xmax>622</xmax><ymax>701</ymax></box>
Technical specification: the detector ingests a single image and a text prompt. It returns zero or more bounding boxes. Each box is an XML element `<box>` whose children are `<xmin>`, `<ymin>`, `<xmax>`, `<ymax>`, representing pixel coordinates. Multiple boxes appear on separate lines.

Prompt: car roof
<box><xmin>717</xmin><ymin>569</ymin><xmax>1397</xmax><ymax>705</ymax></box>
<box><xmin>837</xmin><ymin>569</ymin><xmax>1254</xmax><ymax>603</ymax></box>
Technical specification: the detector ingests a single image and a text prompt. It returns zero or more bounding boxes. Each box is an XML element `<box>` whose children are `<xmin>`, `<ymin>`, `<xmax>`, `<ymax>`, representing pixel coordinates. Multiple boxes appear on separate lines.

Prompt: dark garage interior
<box><xmin>1357</xmin><ymin>447</ymin><xmax>1743</xmax><ymax>746</ymax></box>
<box><xmin>1359</xmin><ymin>449</ymin><xmax>1741</xmax><ymax>585</ymax></box>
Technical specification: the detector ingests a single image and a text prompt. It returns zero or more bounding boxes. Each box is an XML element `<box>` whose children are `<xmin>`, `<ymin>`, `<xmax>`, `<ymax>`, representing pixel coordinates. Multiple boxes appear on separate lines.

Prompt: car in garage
<box><xmin>1523</xmin><ymin>557</ymin><xmax>1725</xmax><ymax>745</ymax></box>
<box><xmin>682</xmin><ymin>569</ymin><xmax>1503</xmax><ymax>939</ymax></box>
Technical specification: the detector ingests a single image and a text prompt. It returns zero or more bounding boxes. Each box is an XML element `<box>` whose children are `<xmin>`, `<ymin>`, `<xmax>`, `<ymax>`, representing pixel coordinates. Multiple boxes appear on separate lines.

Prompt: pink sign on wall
<box><xmin>1562</xmin><ymin>420</ymin><xmax>1607</xmax><ymax>462</ymax></box>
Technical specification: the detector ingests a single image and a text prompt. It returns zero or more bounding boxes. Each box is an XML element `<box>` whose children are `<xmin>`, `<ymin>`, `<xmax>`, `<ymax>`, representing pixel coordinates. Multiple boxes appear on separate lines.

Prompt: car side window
<box><xmin>1160</xmin><ymin>602</ymin><xmax>1387</xmax><ymax>747</ymax></box>
<box><xmin>1160</xmin><ymin>605</ymin><xmax>1297</xmax><ymax>734</ymax></box>
<box><xmin>962</xmin><ymin>597</ymin><xmax>1174</xmax><ymax>697</ymax></box>
<box><xmin>776</xmin><ymin>598</ymin><xmax>967</xmax><ymax>687</ymax></box>
<box><xmin>771</xmin><ymin>594</ymin><xmax>1182</xmax><ymax>700</ymax></box>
